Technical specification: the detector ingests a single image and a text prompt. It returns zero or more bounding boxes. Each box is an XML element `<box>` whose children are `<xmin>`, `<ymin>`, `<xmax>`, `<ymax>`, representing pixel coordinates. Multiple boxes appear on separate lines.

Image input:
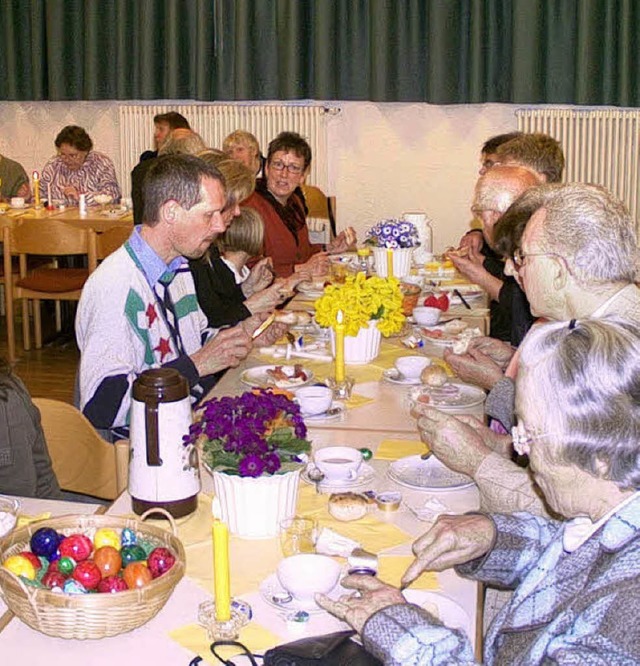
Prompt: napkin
<box><xmin>344</xmin><ymin>393</ymin><xmax>374</xmax><ymax>410</ymax></box>
<box><xmin>170</xmin><ymin>622</ymin><xmax>280</xmax><ymax>665</ymax></box>
<box><xmin>377</xmin><ymin>556</ymin><xmax>440</xmax><ymax>590</ymax></box>
<box><xmin>315</xmin><ymin>527</ymin><xmax>360</xmax><ymax>557</ymax></box>
<box><xmin>374</xmin><ymin>439</ymin><xmax>427</xmax><ymax>460</ymax></box>
<box><xmin>17</xmin><ymin>512</ymin><xmax>51</xmax><ymax>528</ymax></box>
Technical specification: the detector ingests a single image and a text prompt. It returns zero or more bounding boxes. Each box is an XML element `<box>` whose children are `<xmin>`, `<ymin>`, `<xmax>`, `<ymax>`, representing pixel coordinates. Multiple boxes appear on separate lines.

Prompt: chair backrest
<box><xmin>33</xmin><ymin>398</ymin><xmax>129</xmax><ymax>500</ymax></box>
<box><xmin>96</xmin><ymin>226</ymin><xmax>132</xmax><ymax>261</ymax></box>
<box><xmin>301</xmin><ymin>184</ymin><xmax>337</xmax><ymax>237</ymax></box>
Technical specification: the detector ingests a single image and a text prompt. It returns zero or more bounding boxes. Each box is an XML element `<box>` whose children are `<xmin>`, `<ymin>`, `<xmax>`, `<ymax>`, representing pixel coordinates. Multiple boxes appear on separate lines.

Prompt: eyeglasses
<box><xmin>269</xmin><ymin>160</ymin><xmax>304</xmax><ymax>175</ymax></box>
<box><xmin>511</xmin><ymin>421</ymin><xmax>552</xmax><ymax>456</ymax></box>
<box><xmin>512</xmin><ymin>249</ymin><xmax>564</xmax><ymax>271</ymax></box>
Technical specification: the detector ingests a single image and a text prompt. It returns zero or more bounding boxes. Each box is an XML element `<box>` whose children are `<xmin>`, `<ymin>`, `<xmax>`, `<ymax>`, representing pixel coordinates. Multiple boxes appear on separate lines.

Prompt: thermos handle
<box><xmin>145</xmin><ymin>399</ymin><xmax>162</xmax><ymax>467</ymax></box>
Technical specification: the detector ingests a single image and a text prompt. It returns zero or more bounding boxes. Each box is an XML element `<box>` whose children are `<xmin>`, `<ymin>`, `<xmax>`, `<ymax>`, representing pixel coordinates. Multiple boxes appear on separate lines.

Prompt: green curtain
<box><xmin>1</xmin><ymin>0</ymin><xmax>638</xmax><ymax>105</ymax></box>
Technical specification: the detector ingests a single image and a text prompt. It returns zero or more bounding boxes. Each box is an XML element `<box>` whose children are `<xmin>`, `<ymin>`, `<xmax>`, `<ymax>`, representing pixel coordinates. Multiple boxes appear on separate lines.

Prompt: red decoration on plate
<box><xmin>59</xmin><ymin>534</ymin><xmax>93</xmax><ymax>562</ymax></box>
<box><xmin>147</xmin><ymin>547</ymin><xmax>176</xmax><ymax>579</ymax></box>
<box><xmin>72</xmin><ymin>560</ymin><xmax>102</xmax><ymax>590</ymax></box>
<box><xmin>423</xmin><ymin>294</ymin><xmax>450</xmax><ymax>311</ymax></box>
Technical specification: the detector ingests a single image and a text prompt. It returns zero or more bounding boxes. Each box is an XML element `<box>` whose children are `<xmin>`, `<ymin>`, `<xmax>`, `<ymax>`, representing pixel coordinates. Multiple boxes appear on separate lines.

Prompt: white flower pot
<box><xmin>372</xmin><ymin>247</ymin><xmax>413</xmax><ymax>278</ymax></box>
<box><xmin>212</xmin><ymin>468</ymin><xmax>301</xmax><ymax>539</ymax></box>
<box><xmin>330</xmin><ymin>319</ymin><xmax>382</xmax><ymax>365</ymax></box>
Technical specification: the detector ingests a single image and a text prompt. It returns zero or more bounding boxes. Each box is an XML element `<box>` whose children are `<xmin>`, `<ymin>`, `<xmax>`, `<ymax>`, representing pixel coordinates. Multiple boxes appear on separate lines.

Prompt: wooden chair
<box><xmin>96</xmin><ymin>226</ymin><xmax>131</xmax><ymax>261</ymax></box>
<box><xmin>301</xmin><ymin>184</ymin><xmax>337</xmax><ymax>238</ymax></box>
<box><xmin>3</xmin><ymin>219</ymin><xmax>98</xmax><ymax>362</ymax></box>
<box><xmin>33</xmin><ymin>397</ymin><xmax>129</xmax><ymax>500</ymax></box>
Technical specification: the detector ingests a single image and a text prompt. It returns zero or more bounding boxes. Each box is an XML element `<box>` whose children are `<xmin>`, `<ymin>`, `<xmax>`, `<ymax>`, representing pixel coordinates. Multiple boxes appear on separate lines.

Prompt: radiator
<box><xmin>516</xmin><ymin>108</ymin><xmax>640</xmax><ymax>225</ymax></box>
<box><xmin>118</xmin><ymin>103</ymin><xmax>333</xmax><ymax>197</ymax></box>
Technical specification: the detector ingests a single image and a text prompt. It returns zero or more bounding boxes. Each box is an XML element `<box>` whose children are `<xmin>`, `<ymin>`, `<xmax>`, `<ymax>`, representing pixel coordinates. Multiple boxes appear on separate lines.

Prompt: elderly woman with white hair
<box><xmin>318</xmin><ymin>317</ymin><xmax>640</xmax><ymax>664</ymax></box>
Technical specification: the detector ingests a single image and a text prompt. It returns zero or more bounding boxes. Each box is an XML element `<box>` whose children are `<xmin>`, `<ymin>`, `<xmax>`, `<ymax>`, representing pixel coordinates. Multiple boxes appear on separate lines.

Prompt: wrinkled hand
<box><xmin>298</xmin><ymin>252</ymin><xmax>330</xmax><ymax>277</ymax></box>
<box><xmin>241</xmin><ymin>314</ymin><xmax>288</xmax><ymax>347</ymax></box>
<box><xmin>245</xmin><ymin>283</ymin><xmax>288</xmax><ymax>314</ymax></box>
<box><xmin>454</xmin><ymin>414</ymin><xmax>513</xmax><ymax>458</ymax></box>
<box><xmin>417</xmin><ymin>408</ymin><xmax>492</xmax><ymax>477</ymax></box>
<box><xmin>62</xmin><ymin>185</ymin><xmax>80</xmax><ymax>201</ymax></box>
<box><xmin>458</xmin><ymin>230</ymin><xmax>484</xmax><ymax>263</ymax></box>
<box><xmin>191</xmin><ymin>325</ymin><xmax>252</xmax><ymax>376</ymax></box>
<box><xmin>316</xmin><ymin>575</ymin><xmax>406</xmax><ymax>634</ymax></box>
<box><xmin>443</xmin><ymin>347</ymin><xmax>505</xmax><ymax>390</ymax></box>
<box><xmin>402</xmin><ymin>514</ymin><xmax>495</xmax><ymax>587</ymax></box>
<box><xmin>327</xmin><ymin>227</ymin><xmax>357</xmax><ymax>254</ymax></box>
<box><xmin>242</xmin><ymin>258</ymin><xmax>274</xmax><ymax>297</ymax></box>
<box><xmin>465</xmin><ymin>337</ymin><xmax>515</xmax><ymax>369</ymax></box>
<box><xmin>446</xmin><ymin>251</ymin><xmax>487</xmax><ymax>283</ymax></box>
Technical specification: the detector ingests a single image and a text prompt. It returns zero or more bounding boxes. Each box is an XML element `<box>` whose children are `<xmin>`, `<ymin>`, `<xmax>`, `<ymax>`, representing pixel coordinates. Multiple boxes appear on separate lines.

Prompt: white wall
<box><xmin>0</xmin><ymin>100</ymin><xmax>517</xmax><ymax>251</ymax></box>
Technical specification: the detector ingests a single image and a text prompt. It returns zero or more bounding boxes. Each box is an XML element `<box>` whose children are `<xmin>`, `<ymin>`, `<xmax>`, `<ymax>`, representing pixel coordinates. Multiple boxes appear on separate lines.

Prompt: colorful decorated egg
<box><xmin>72</xmin><ymin>561</ymin><xmax>102</xmax><ymax>590</ymax></box>
<box><xmin>30</xmin><ymin>527</ymin><xmax>62</xmax><ymax>559</ymax></box>
<box><xmin>94</xmin><ymin>528</ymin><xmax>120</xmax><ymax>550</ymax></box>
<box><xmin>121</xmin><ymin>527</ymin><xmax>137</xmax><ymax>547</ymax></box>
<box><xmin>2</xmin><ymin>554</ymin><xmax>36</xmax><ymax>580</ymax></box>
<box><xmin>93</xmin><ymin>546</ymin><xmax>122</xmax><ymax>578</ymax></box>
<box><xmin>19</xmin><ymin>551</ymin><xmax>42</xmax><ymax>572</ymax></box>
<box><xmin>123</xmin><ymin>562</ymin><xmax>153</xmax><ymax>589</ymax></box>
<box><xmin>42</xmin><ymin>570</ymin><xmax>66</xmax><ymax>590</ymax></box>
<box><xmin>97</xmin><ymin>575</ymin><xmax>129</xmax><ymax>594</ymax></box>
<box><xmin>59</xmin><ymin>534</ymin><xmax>93</xmax><ymax>562</ymax></box>
<box><xmin>63</xmin><ymin>579</ymin><xmax>88</xmax><ymax>595</ymax></box>
<box><xmin>120</xmin><ymin>545</ymin><xmax>147</xmax><ymax>566</ymax></box>
<box><xmin>57</xmin><ymin>556</ymin><xmax>76</xmax><ymax>575</ymax></box>
<box><xmin>147</xmin><ymin>547</ymin><xmax>176</xmax><ymax>578</ymax></box>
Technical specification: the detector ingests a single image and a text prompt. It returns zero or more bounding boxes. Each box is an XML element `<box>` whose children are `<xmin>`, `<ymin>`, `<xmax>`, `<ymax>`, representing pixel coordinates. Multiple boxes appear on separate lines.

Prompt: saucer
<box><xmin>259</xmin><ymin>573</ymin><xmax>346</xmax><ymax>614</ymax></box>
<box><xmin>302</xmin><ymin>462</ymin><xmax>375</xmax><ymax>491</ymax></box>
<box><xmin>302</xmin><ymin>401</ymin><xmax>345</xmax><ymax>423</ymax></box>
<box><xmin>382</xmin><ymin>368</ymin><xmax>422</xmax><ymax>386</ymax></box>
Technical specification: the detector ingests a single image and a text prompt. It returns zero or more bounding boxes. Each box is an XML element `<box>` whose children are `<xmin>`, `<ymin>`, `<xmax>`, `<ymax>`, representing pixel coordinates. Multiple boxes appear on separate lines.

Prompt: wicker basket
<box><xmin>0</xmin><ymin>510</ymin><xmax>185</xmax><ymax>639</ymax></box>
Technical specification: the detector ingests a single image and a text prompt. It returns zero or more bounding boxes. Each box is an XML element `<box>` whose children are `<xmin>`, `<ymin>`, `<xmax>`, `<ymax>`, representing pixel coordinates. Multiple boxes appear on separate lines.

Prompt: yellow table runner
<box><xmin>374</xmin><ymin>438</ymin><xmax>427</xmax><ymax>460</ymax></box>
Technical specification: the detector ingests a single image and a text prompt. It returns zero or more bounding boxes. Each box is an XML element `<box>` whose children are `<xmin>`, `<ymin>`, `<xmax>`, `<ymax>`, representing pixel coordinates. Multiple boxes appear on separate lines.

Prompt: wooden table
<box><xmin>7</xmin><ymin>205</ymin><xmax>133</xmax><ymax>233</ymax></box>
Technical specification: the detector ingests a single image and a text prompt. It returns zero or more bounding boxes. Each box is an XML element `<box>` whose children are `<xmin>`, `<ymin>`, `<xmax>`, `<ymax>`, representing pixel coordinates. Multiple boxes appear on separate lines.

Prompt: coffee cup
<box><xmin>314</xmin><ymin>446</ymin><xmax>363</xmax><ymax>482</ymax></box>
<box><xmin>10</xmin><ymin>197</ymin><xmax>25</xmax><ymax>208</ymax></box>
<box><xmin>296</xmin><ymin>385</ymin><xmax>333</xmax><ymax>416</ymax></box>
<box><xmin>395</xmin><ymin>355</ymin><xmax>431</xmax><ymax>380</ymax></box>
<box><xmin>277</xmin><ymin>554</ymin><xmax>341</xmax><ymax>602</ymax></box>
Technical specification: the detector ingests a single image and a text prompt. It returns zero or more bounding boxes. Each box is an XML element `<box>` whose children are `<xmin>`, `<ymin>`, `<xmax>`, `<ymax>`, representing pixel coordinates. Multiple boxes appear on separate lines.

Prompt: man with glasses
<box><xmin>244</xmin><ymin>131</ymin><xmax>356</xmax><ymax>278</ymax></box>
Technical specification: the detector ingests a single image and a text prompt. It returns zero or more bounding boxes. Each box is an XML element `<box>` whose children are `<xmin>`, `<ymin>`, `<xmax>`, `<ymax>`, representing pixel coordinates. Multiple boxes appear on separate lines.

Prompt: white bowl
<box><xmin>0</xmin><ymin>496</ymin><xmax>20</xmax><ymax>538</ymax></box>
<box><xmin>296</xmin><ymin>385</ymin><xmax>333</xmax><ymax>416</ymax></box>
<box><xmin>277</xmin><ymin>554</ymin><xmax>341</xmax><ymax>601</ymax></box>
<box><xmin>395</xmin><ymin>355</ymin><xmax>431</xmax><ymax>380</ymax></box>
<box><xmin>314</xmin><ymin>446</ymin><xmax>363</xmax><ymax>482</ymax></box>
<box><xmin>413</xmin><ymin>306</ymin><xmax>442</xmax><ymax>326</ymax></box>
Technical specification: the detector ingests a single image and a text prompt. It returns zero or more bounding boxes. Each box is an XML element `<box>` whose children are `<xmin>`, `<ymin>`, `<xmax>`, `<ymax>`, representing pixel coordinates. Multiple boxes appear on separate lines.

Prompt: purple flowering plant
<box><xmin>185</xmin><ymin>389</ymin><xmax>311</xmax><ymax>478</ymax></box>
<box><xmin>364</xmin><ymin>218</ymin><xmax>420</xmax><ymax>249</ymax></box>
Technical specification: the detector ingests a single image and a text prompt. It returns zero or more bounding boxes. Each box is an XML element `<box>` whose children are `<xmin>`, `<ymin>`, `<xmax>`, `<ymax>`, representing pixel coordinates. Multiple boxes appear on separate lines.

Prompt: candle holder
<box><xmin>198</xmin><ymin>598</ymin><xmax>252</xmax><ymax>641</ymax></box>
<box><xmin>325</xmin><ymin>376</ymin><xmax>355</xmax><ymax>401</ymax></box>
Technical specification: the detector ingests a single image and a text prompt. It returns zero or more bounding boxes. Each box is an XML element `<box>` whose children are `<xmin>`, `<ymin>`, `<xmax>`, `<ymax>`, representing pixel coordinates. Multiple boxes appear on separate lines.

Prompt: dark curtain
<box><xmin>1</xmin><ymin>0</ymin><xmax>638</xmax><ymax>105</ymax></box>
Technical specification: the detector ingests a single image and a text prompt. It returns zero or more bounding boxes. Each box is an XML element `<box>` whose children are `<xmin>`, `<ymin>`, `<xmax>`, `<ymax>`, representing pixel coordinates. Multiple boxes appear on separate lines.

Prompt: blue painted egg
<box><xmin>121</xmin><ymin>527</ymin><xmax>137</xmax><ymax>547</ymax></box>
<box><xmin>63</xmin><ymin>579</ymin><xmax>88</xmax><ymax>595</ymax></box>
<box><xmin>30</xmin><ymin>528</ymin><xmax>62</xmax><ymax>559</ymax></box>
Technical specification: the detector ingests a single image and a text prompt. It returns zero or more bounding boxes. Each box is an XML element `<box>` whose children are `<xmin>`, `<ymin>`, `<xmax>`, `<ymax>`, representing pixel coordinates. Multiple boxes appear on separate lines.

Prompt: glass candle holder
<box><xmin>325</xmin><ymin>376</ymin><xmax>355</xmax><ymax>401</ymax></box>
<box><xmin>198</xmin><ymin>598</ymin><xmax>252</xmax><ymax>641</ymax></box>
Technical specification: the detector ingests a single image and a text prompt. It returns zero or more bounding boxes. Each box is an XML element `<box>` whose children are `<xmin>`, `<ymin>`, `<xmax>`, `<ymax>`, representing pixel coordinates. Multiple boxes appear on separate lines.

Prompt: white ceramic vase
<box><xmin>372</xmin><ymin>247</ymin><xmax>413</xmax><ymax>278</ymax></box>
<box><xmin>403</xmin><ymin>211</ymin><xmax>434</xmax><ymax>264</ymax></box>
<box><xmin>212</xmin><ymin>468</ymin><xmax>301</xmax><ymax>539</ymax></box>
<box><xmin>330</xmin><ymin>319</ymin><xmax>382</xmax><ymax>364</ymax></box>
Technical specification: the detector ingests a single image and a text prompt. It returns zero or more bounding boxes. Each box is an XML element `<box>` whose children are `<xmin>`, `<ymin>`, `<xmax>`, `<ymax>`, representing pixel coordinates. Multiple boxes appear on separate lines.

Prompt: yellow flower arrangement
<box><xmin>315</xmin><ymin>272</ymin><xmax>405</xmax><ymax>337</ymax></box>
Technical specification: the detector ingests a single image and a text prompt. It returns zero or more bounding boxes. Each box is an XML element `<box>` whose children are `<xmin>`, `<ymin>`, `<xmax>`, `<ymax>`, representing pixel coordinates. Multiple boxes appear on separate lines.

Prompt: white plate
<box><xmin>403</xmin><ymin>590</ymin><xmax>473</xmax><ymax>640</ymax></box>
<box><xmin>259</xmin><ymin>573</ymin><xmax>347</xmax><ymax>614</ymax></box>
<box><xmin>409</xmin><ymin>382</ymin><xmax>486</xmax><ymax>411</ymax></box>
<box><xmin>302</xmin><ymin>401</ymin><xmax>346</xmax><ymax>423</ymax></box>
<box><xmin>382</xmin><ymin>368</ymin><xmax>422</xmax><ymax>386</ymax></box>
<box><xmin>240</xmin><ymin>365</ymin><xmax>314</xmax><ymax>390</ymax></box>
<box><xmin>297</xmin><ymin>283</ymin><xmax>326</xmax><ymax>299</ymax></box>
<box><xmin>302</xmin><ymin>462</ymin><xmax>375</xmax><ymax>491</ymax></box>
<box><xmin>388</xmin><ymin>455</ymin><xmax>474</xmax><ymax>491</ymax></box>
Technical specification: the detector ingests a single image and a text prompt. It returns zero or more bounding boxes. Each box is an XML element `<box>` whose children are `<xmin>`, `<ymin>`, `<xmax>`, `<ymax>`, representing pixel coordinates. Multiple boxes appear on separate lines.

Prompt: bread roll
<box><xmin>328</xmin><ymin>492</ymin><xmax>368</xmax><ymax>522</ymax></box>
<box><xmin>275</xmin><ymin>311</ymin><xmax>298</xmax><ymax>325</ymax></box>
<box><xmin>421</xmin><ymin>365</ymin><xmax>449</xmax><ymax>387</ymax></box>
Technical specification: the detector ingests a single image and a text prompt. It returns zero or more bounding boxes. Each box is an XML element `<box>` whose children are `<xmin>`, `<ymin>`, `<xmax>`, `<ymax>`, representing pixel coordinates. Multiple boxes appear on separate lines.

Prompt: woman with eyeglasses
<box><xmin>244</xmin><ymin>131</ymin><xmax>356</xmax><ymax>278</ymax></box>
<box><xmin>40</xmin><ymin>125</ymin><xmax>121</xmax><ymax>207</ymax></box>
<box><xmin>320</xmin><ymin>317</ymin><xmax>640</xmax><ymax>665</ymax></box>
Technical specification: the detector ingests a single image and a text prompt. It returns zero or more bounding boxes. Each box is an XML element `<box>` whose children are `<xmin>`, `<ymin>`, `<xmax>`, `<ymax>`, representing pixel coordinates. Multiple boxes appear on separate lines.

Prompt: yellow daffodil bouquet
<box><xmin>315</xmin><ymin>272</ymin><xmax>405</xmax><ymax>336</ymax></box>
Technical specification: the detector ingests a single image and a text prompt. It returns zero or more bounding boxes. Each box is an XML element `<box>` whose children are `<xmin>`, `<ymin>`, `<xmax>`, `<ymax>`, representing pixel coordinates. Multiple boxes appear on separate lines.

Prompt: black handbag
<box><xmin>204</xmin><ymin>631</ymin><xmax>382</xmax><ymax>666</ymax></box>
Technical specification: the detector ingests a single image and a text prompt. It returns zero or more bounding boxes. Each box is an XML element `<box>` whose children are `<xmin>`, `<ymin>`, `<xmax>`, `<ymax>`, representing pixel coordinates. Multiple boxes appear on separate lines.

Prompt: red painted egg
<box><xmin>42</xmin><ymin>570</ymin><xmax>66</xmax><ymax>589</ymax></box>
<box><xmin>93</xmin><ymin>546</ymin><xmax>122</xmax><ymax>578</ymax></box>
<box><xmin>123</xmin><ymin>562</ymin><xmax>153</xmax><ymax>590</ymax></box>
<box><xmin>59</xmin><ymin>534</ymin><xmax>93</xmax><ymax>562</ymax></box>
<box><xmin>47</xmin><ymin>560</ymin><xmax>61</xmax><ymax>573</ymax></box>
<box><xmin>147</xmin><ymin>547</ymin><xmax>176</xmax><ymax>579</ymax></box>
<box><xmin>97</xmin><ymin>576</ymin><xmax>129</xmax><ymax>594</ymax></box>
<box><xmin>72</xmin><ymin>561</ymin><xmax>102</xmax><ymax>590</ymax></box>
<box><xmin>19</xmin><ymin>551</ymin><xmax>42</xmax><ymax>571</ymax></box>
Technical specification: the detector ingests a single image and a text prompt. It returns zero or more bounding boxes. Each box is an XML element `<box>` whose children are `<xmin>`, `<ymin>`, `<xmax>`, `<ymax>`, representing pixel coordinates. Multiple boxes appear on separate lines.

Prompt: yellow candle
<box><xmin>32</xmin><ymin>171</ymin><xmax>41</xmax><ymax>208</ymax></box>
<box><xmin>335</xmin><ymin>310</ymin><xmax>345</xmax><ymax>382</ymax></box>
<box><xmin>386</xmin><ymin>247</ymin><xmax>393</xmax><ymax>278</ymax></box>
<box><xmin>212</xmin><ymin>520</ymin><xmax>231</xmax><ymax>621</ymax></box>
